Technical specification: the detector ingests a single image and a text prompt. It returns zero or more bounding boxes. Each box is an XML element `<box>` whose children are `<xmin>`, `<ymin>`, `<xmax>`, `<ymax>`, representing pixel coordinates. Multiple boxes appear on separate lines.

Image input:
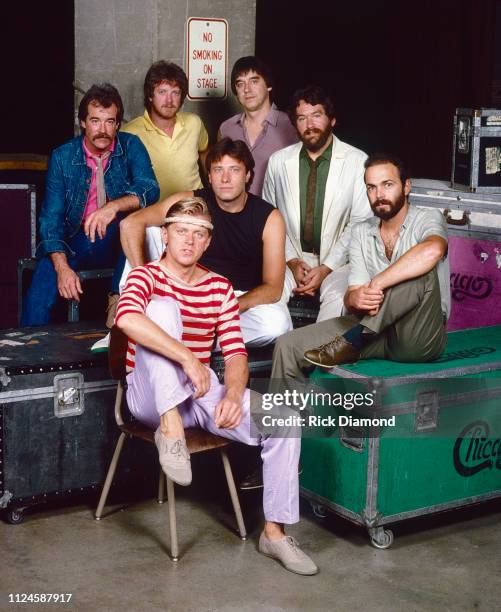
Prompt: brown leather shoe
<box><xmin>304</xmin><ymin>335</ymin><xmax>360</xmax><ymax>367</ymax></box>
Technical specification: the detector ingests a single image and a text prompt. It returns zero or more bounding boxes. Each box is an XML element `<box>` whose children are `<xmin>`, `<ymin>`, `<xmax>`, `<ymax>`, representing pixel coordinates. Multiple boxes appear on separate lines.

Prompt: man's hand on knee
<box><xmin>214</xmin><ymin>392</ymin><xmax>243</xmax><ymax>429</ymax></box>
<box><xmin>181</xmin><ymin>354</ymin><xmax>211</xmax><ymax>399</ymax></box>
<box><xmin>84</xmin><ymin>205</ymin><xmax>117</xmax><ymax>242</ymax></box>
<box><xmin>56</xmin><ymin>265</ymin><xmax>83</xmax><ymax>301</ymax></box>
<box><xmin>345</xmin><ymin>282</ymin><xmax>384</xmax><ymax>314</ymax></box>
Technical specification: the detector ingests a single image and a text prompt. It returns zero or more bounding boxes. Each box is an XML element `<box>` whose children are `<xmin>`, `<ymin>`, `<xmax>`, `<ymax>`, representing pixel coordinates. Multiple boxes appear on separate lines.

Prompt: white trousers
<box><xmin>120</xmin><ymin>227</ymin><xmax>292</xmax><ymax>346</ymax></box>
<box><xmin>281</xmin><ymin>253</ymin><xmax>350</xmax><ymax>322</ymax></box>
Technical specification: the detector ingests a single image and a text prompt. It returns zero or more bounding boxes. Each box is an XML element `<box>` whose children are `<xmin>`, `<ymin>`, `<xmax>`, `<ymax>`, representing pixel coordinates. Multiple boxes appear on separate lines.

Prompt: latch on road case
<box><xmin>415</xmin><ymin>390</ymin><xmax>439</xmax><ymax>432</ymax></box>
<box><xmin>0</xmin><ymin>367</ymin><xmax>11</xmax><ymax>387</ymax></box>
<box><xmin>340</xmin><ymin>424</ymin><xmax>365</xmax><ymax>451</ymax></box>
<box><xmin>0</xmin><ymin>490</ymin><xmax>13</xmax><ymax>509</ymax></box>
<box><xmin>54</xmin><ymin>373</ymin><xmax>85</xmax><ymax>418</ymax></box>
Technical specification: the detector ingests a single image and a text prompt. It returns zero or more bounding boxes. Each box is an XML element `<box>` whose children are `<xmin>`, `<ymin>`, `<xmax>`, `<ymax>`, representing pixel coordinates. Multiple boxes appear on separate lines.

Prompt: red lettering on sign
<box><xmin>197</xmin><ymin>77</ymin><xmax>219</xmax><ymax>89</ymax></box>
<box><xmin>203</xmin><ymin>32</ymin><xmax>213</xmax><ymax>42</ymax></box>
<box><xmin>192</xmin><ymin>49</ymin><xmax>223</xmax><ymax>60</ymax></box>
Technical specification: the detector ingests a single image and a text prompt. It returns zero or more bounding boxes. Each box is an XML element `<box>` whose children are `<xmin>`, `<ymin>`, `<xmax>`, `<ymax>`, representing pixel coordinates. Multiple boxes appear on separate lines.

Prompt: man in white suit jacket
<box><xmin>262</xmin><ymin>85</ymin><xmax>372</xmax><ymax>321</ymax></box>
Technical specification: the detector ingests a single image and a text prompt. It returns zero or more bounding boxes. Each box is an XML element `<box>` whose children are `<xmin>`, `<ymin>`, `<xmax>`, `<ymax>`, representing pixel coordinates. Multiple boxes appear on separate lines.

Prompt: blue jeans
<box><xmin>21</xmin><ymin>223</ymin><xmax>125</xmax><ymax>326</ymax></box>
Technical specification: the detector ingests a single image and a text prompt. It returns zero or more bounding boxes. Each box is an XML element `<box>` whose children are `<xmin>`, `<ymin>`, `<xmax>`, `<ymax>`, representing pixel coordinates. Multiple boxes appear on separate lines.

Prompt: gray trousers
<box><xmin>271</xmin><ymin>269</ymin><xmax>447</xmax><ymax>381</ymax></box>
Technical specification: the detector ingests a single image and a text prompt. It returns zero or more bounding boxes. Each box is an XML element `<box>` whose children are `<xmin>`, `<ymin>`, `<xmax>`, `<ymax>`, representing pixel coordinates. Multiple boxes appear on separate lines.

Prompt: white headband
<box><xmin>164</xmin><ymin>216</ymin><xmax>213</xmax><ymax>230</ymax></box>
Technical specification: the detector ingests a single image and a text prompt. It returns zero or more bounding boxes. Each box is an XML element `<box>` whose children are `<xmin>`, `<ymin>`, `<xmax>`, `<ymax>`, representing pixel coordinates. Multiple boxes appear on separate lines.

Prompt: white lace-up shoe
<box><xmin>259</xmin><ymin>533</ymin><xmax>318</xmax><ymax>575</ymax></box>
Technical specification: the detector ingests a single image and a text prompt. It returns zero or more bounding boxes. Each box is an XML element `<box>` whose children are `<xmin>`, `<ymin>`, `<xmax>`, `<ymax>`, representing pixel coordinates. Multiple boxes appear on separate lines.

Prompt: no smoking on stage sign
<box><xmin>187</xmin><ymin>17</ymin><xmax>228</xmax><ymax>100</ymax></box>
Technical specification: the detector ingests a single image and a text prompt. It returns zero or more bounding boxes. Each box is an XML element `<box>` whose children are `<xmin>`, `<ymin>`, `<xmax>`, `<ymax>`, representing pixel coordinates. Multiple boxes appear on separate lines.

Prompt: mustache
<box><xmin>374</xmin><ymin>199</ymin><xmax>392</xmax><ymax>206</ymax></box>
<box><xmin>94</xmin><ymin>133</ymin><xmax>111</xmax><ymax>140</ymax></box>
<box><xmin>304</xmin><ymin>128</ymin><xmax>322</xmax><ymax>136</ymax></box>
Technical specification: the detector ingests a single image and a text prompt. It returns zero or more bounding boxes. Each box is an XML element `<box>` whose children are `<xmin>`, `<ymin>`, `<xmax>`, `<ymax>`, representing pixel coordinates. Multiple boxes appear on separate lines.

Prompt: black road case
<box><xmin>451</xmin><ymin>108</ymin><xmax>501</xmax><ymax>193</ymax></box>
<box><xmin>0</xmin><ymin>323</ymin><xmax>156</xmax><ymax>524</ymax></box>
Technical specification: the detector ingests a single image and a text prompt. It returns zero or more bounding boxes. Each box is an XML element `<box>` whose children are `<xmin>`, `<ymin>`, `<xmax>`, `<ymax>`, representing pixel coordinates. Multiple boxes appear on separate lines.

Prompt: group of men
<box><xmin>22</xmin><ymin>57</ymin><xmax>450</xmax><ymax>577</ymax></box>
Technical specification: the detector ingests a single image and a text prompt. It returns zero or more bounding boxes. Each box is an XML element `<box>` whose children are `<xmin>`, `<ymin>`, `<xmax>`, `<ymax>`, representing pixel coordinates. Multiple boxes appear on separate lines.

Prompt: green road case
<box><xmin>300</xmin><ymin>325</ymin><xmax>501</xmax><ymax>548</ymax></box>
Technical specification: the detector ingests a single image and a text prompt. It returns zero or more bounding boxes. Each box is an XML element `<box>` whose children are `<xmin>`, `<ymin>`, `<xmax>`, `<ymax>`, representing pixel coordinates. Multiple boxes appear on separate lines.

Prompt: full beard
<box><xmin>372</xmin><ymin>192</ymin><xmax>406</xmax><ymax>220</ymax></box>
<box><xmin>302</xmin><ymin>127</ymin><xmax>332</xmax><ymax>153</ymax></box>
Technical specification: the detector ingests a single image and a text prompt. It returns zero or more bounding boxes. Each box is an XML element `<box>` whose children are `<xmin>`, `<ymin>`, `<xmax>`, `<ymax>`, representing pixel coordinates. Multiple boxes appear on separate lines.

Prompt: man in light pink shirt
<box><xmin>218</xmin><ymin>57</ymin><xmax>298</xmax><ymax>196</ymax></box>
<box><xmin>81</xmin><ymin>137</ymin><xmax>115</xmax><ymax>220</ymax></box>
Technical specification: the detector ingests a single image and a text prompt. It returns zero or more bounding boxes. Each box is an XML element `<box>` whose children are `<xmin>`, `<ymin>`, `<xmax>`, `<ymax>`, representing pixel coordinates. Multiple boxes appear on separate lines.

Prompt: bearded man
<box><xmin>271</xmin><ymin>154</ymin><xmax>450</xmax><ymax>379</ymax></box>
<box><xmin>263</xmin><ymin>85</ymin><xmax>372</xmax><ymax>322</ymax></box>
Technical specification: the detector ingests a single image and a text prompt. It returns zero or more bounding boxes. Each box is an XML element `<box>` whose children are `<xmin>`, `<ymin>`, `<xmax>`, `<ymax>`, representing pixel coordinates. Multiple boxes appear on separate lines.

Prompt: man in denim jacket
<box><xmin>21</xmin><ymin>84</ymin><xmax>159</xmax><ymax>326</ymax></box>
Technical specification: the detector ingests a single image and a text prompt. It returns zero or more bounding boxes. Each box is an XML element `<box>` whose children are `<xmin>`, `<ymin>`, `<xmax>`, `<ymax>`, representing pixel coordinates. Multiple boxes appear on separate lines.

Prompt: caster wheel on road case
<box><xmin>5</xmin><ymin>508</ymin><xmax>25</xmax><ymax>525</ymax></box>
<box><xmin>369</xmin><ymin>528</ymin><xmax>394</xmax><ymax>549</ymax></box>
<box><xmin>310</xmin><ymin>502</ymin><xmax>328</xmax><ymax>519</ymax></box>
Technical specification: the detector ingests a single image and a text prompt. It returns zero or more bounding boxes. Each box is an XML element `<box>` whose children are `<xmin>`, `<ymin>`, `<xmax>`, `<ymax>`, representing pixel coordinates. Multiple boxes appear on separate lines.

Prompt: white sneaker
<box><xmin>90</xmin><ymin>333</ymin><xmax>110</xmax><ymax>353</ymax></box>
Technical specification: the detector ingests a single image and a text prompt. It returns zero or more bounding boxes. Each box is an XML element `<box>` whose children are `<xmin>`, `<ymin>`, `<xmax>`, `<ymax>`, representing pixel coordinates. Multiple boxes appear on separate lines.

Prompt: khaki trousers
<box><xmin>271</xmin><ymin>269</ymin><xmax>447</xmax><ymax>382</ymax></box>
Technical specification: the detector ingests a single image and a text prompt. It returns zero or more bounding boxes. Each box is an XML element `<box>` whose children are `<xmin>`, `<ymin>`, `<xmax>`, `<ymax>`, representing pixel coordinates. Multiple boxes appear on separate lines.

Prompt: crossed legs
<box><xmin>125</xmin><ymin>296</ymin><xmax>301</xmax><ymax>525</ymax></box>
<box><xmin>124</xmin><ymin>296</ymin><xmax>317</xmax><ymax>573</ymax></box>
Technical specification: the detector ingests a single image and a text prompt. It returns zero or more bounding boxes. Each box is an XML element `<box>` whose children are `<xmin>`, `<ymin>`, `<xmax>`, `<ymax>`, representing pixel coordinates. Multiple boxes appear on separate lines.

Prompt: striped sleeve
<box><xmin>216</xmin><ymin>282</ymin><xmax>247</xmax><ymax>362</ymax></box>
<box><xmin>115</xmin><ymin>266</ymin><xmax>155</xmax><ymax>323</ymax></box>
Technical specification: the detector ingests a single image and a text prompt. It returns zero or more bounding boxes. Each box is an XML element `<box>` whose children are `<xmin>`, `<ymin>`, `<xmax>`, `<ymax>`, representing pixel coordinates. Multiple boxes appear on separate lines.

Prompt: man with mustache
<box><xmin>271</xmin><ymin>154</ymin><xmax>450</xmax><ymax>379</ymax></box>
<box><xmin>21</xmin><ymin>84</ymin><xmax>159</xmax><ymax>326</ymax></box>
<box><xmin>263</xmin><ymin>85</ymin><xmax>372</xmax><ymax>322</ymax></box>
<box><xmin>123</xmin><ymin>61</ymin><xmax>209</xmax><ymax>202</ymax></box>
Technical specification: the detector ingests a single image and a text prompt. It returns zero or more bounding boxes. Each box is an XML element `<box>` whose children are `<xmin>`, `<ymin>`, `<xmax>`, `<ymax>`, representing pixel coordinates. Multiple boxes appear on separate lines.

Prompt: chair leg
<box><xmin>157</xmin><ymin>471</ymin><xmax>165</xmax><ymax>504</ymax></box>
<box><xmin>95</xmin><ymin>432</ymin><xmax>127</xmax><ymax>519</ymax></box>
<box><xmin>220</xmin><ymin>448</ymin><xmax>247</xmax><ymax>540</ymax></box>
<box><xmin>166</xmin><ymin>477</ymin><xmax>179</xmax><ymax>561</ymax></box>
<box><xmin>68</xmin><ymin>299</ymin><xmax>79</xmax><ymax>322</ymax></box>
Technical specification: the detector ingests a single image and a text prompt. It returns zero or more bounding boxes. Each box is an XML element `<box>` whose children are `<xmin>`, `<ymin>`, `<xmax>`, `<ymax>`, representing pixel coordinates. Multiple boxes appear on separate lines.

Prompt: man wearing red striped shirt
<box><xmin>115</xmin><ymin>197</ymin><xmax>318</xmax><ymax>575</ymax></box>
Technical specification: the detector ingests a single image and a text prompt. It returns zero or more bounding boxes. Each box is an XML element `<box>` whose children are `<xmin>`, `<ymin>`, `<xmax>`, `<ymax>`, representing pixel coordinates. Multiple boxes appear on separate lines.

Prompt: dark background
<box><xmin>1</xmin><ymin>1</ymin><xmax>75</xmax><ymax>156</ymax></box>
<box><xmin>1</xmin><ymin>0</ymin><xmax>501</xmax><ymax>329</ymax></box>
<box><xmin>2</xmin><ymin>0</ymin><xmax>501</xmax><ymax>179</ymax></box>
<box><xmin>256</xmin><ymin>0</ymin><xmax>501</xmax><ymax>180</ymax></box>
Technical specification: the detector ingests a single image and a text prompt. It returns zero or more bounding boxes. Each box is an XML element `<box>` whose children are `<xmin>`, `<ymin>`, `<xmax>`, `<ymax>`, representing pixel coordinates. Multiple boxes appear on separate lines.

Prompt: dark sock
<box><xmin>342</xmin><ymin>324</ymin><xmax>371</xmax><ymax>350</ymax></box>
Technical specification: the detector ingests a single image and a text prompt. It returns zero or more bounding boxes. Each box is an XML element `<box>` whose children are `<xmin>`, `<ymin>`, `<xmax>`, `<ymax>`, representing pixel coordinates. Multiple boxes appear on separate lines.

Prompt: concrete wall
<box><xmin>74</xmin><ymin>0</ymin><xmax>256</xmax><ymax>139</ymax></box>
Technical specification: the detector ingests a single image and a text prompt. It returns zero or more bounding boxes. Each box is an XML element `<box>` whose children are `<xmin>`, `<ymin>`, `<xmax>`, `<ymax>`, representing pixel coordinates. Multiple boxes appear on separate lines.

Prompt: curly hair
<box><xmin>144</xmin><ymin>61</ymin><xmax>188</xmax><ymax>110</ymax></box>
<box><xmin>289</xmin><ymin>85</ymin><xmax>335</xmax><ymax>123</ymax></box>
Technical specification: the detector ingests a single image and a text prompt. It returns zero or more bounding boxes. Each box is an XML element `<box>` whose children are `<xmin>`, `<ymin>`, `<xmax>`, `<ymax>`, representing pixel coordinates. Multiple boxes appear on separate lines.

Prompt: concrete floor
<box><xmin>2</xmin><ymin>474</ymin><xmax>500</xmax><ymax>612</ymax></box>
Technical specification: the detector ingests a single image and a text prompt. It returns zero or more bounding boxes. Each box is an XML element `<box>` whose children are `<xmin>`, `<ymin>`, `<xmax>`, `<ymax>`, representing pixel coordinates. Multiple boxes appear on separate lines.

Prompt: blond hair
<box><xmin>165</xmin><ymin>197</ymin><xmax>211</xmax><ymax>223</ymax></box>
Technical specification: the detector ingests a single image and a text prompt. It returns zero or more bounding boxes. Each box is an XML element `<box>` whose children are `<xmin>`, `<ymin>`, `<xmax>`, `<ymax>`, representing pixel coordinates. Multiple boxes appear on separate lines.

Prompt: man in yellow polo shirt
<box><xmin>123</xmin><ymin>61</ymin><xmax>209</xmax><ymax>201</ymax></box>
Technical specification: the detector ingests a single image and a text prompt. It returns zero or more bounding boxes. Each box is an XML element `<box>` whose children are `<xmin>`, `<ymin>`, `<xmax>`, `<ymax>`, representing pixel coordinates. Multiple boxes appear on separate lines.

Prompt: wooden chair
<box><xmin>95</xmin><ymin>326</ymin><xmax>247</xmax><ymax>561</ymax></box>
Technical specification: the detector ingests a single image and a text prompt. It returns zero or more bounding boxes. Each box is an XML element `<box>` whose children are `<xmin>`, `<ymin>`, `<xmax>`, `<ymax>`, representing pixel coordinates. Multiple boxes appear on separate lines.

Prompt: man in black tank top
<box><xmin>120</xmin><ymin>138</ymin><xmax>292</xmax><ymax>346</ymax></box>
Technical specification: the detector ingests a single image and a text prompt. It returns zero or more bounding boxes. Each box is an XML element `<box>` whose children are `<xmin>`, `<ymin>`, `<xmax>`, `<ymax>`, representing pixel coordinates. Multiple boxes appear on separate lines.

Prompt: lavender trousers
<box><xmin>126</xmin><ymin>296</ymin><xmax>300</xmax><ymax>524</ymax></box>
